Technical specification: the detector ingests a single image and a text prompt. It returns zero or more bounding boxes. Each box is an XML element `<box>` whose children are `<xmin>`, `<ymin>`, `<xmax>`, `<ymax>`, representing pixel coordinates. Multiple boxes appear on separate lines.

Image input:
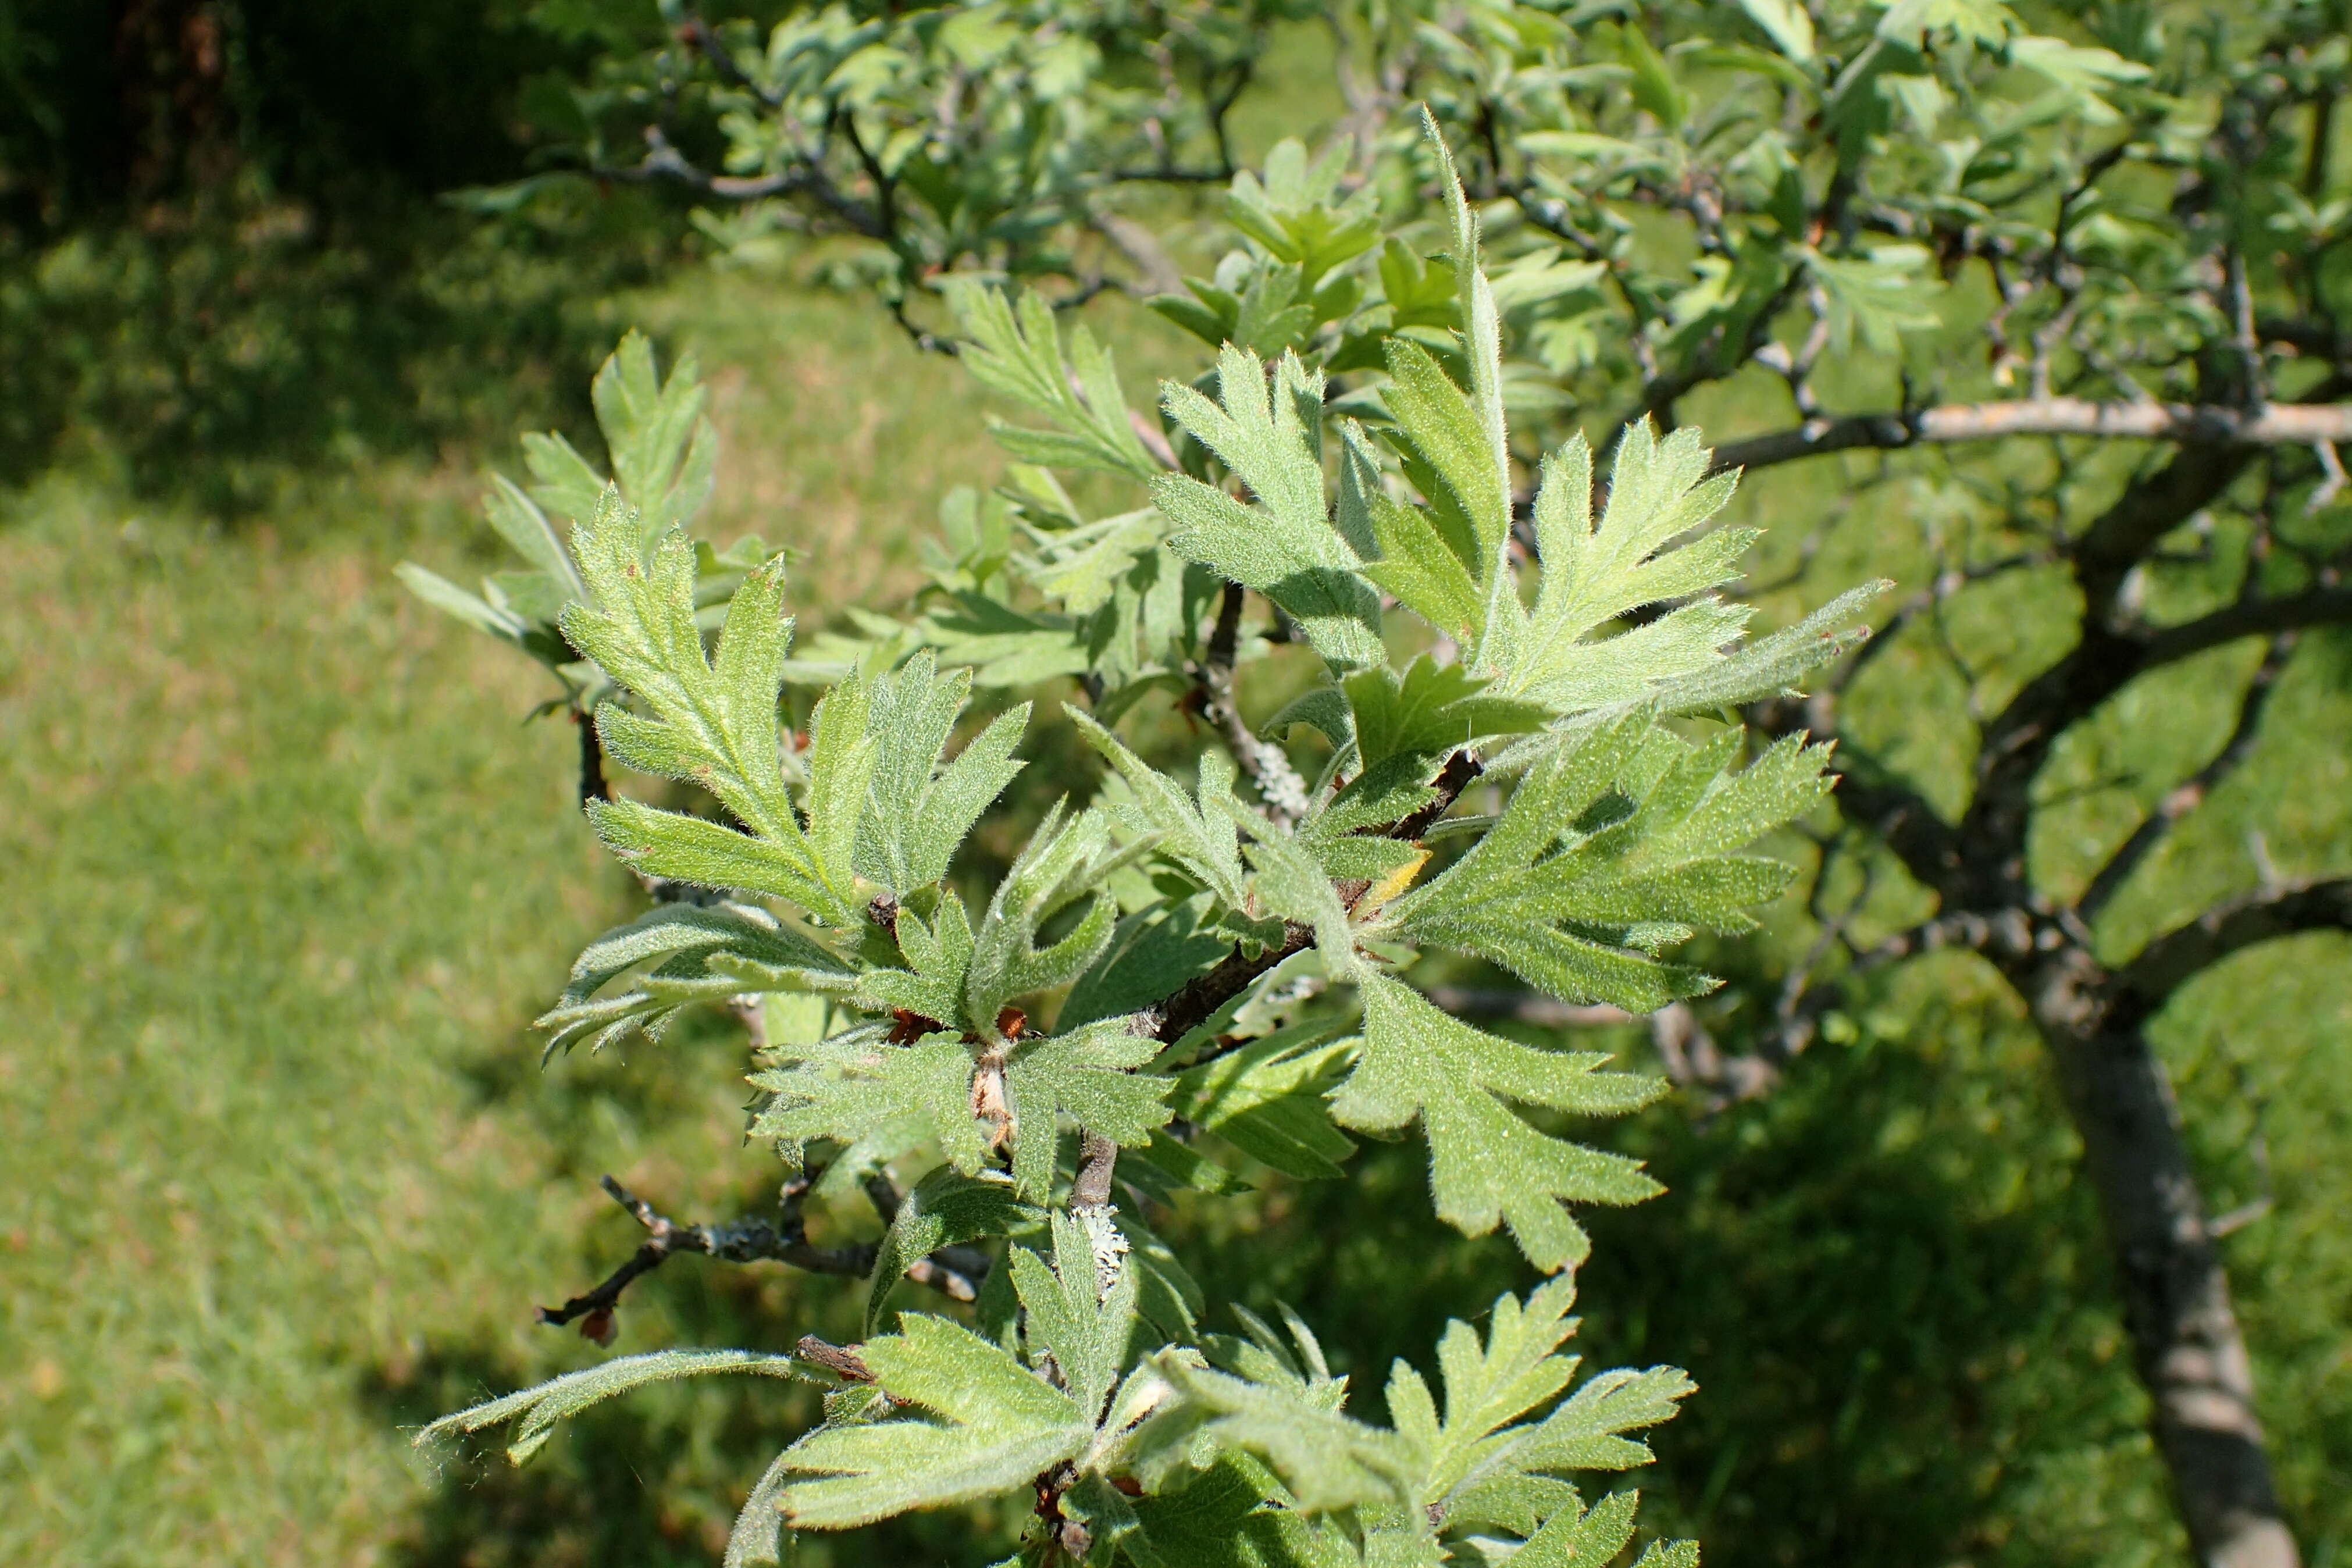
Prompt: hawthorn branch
<box><xmin>1391</xmin><ymin>751</ymin><xmax>1483</xmax><ymax>842</ymax></box>
<box><xmin>673</xmin><ymin>10</ymin><xmax>783</xmax><ymax>107</ymax></box>
<box><xmin>1149</xmin><ymin>921</ymin><xmax>1314</xmax><ymax>1046</ymax></box>
<box><xmin>1071</xmin><ymin>1131</ymin><xmax>1121</xmax><ymax>1210</ymax></box>
<box><xmin>1152</xmin><ymin>743</ymin><xmax>1511</xmax><ymax>1053</ymax></box>
<box><xmin>1945</xmin><ymin>422</ymin><xmax>2298</xmax><ymax>907</ymax></box>
<box><xmin>1952</xmin><ymin>587</ymin><xmax>2349</xmax><ymax>910</ymax></box>
<box><xmin>1705</xmin><ymin>398</ymin><xmax>2352</xmax><ymax>477</ymax></box>
<box><xmin>1102</xmin><ymin>163</ymin><xmax>1241</xmax><ymax>184</ymax></box>
<box><xmin>1090</xmin><ymin>212</ymin><xmax>1185</xmax><ymax>298</ymax></box>
<box><xmin>536</xmin><ymin>1174</ymin><xmax>986</xmax><ymax>1335</ymax></box>
<box><xmin>2077</xmin><ymin>632</ymin><xmax>2297</xmax><ymax>921</ymax></box>
<box><xmin>2135</xmin><ymin>585</ymin><xmax>2352</xmax><ymax>668</ymax></box>
<box><xmin>2258</xmin><ymin>315</ymin><xmax>2352</xmax><ymax>362</ymax></box>
<box><xmin>2111</xmin><ymin>876</ymin><xmax>2352</xmax><ymax>1019</ymax></box>
<box><xmin>1858</xmin><ymin>907</ymin><xmax>2050</xmax><ymax>965</ymax></box>
<box><xmin>1199</xmin><ymin>583</ymin><xmax>1311</xmax><ymax>826</ymax></box>
<box><xmin>593</xmin><ymin>128</ymin><xmax>888</xmax><ymax>239</ymax></box>
<box><xmin>575</xmin><ymin>704</ymin><xmax>610</xmax><ymax>806</ymax></box>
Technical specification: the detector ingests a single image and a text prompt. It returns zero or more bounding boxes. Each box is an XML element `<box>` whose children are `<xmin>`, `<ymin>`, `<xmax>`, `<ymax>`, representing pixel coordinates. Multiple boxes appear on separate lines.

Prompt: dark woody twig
<box><xmin>1198</xmin><ymin>584</ymin><xmax>1312</xmax><ymax>827</ymax></box>
<box><xmin>537</xmin><ymin>1174</ymin><xmax>987</xmax><ymax>1341</ymax></box>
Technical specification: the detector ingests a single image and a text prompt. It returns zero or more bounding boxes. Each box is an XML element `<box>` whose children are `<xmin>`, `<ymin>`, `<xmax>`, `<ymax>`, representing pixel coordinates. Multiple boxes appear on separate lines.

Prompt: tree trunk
<box><xmin>2022</xmin><ymin>945</ymin><xmax>2300</xmax><ymax>1568</ymax></box>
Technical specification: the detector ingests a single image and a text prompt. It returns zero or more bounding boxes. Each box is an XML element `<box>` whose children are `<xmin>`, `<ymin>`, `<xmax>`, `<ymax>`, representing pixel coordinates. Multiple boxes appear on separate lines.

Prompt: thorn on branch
<box><xmin>1391</xmin><ymin>752</ymin><xmax>1483</xmax><ymax>841</ymax></box>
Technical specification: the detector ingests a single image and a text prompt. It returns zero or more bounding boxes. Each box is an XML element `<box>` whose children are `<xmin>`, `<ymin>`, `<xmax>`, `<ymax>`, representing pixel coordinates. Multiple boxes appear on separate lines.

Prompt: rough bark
<box><xmin>1738</xmin><ymin>422</ymin><xmax>2322</xmax><ymax>1565</ymax></box>
<box><xmin>2020</xmin><ymin>946</ymin><xmax>2300</xmax><ymax>1568</ymax></box>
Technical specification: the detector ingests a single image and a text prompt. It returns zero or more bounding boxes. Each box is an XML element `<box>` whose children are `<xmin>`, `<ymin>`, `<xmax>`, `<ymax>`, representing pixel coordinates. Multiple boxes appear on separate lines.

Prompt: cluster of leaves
<box><xmin>504</xmin><ymin>0</ymin><xmax>1296</xmax><ymax>312</ymax></box>
<box><xmin>1376</xmin><ymin>0</ymin><xmax>2219</xmax><ymax>405</ymax></box>
<box><xmin>396</xmin><ymin>0</ymin><xmax>2352</xmax><ymax>1560</ymax></box>
<box><xmin>408</xmin><ymin>117</ymin><xmax>1879</xmax><ymax>1566</ymax></box>
<box><xmin>430</xmin><ymin>1257</ymin><xmax>1695</xmax><ymax>1568</ymax></box>
<box><xmin>490</xmin><ymin>0</ymin><xmax>2298</xmax><ymax>447</ymax></box>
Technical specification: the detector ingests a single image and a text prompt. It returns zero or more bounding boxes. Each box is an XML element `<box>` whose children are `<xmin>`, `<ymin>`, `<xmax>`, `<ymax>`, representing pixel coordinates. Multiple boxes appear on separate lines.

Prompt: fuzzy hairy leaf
<box><xmin>1339</xmin><ymin>420</ymin><xmax>1481</xmax><ymax>644</ymax></box>
<box><xmin>564</xmin><ymin>499</ymin><xmax>867</xmax><ymax>924</ymax></box>
<box><xmin>1382</xmin><ymin>1277</ymin><xmax>1693</xmax><ymax>1526</ymax></box>
<box><xmin>1170</xmin><ymin>1022</ymin><xmax>1357</xmax><ymax>1180</ymax></box>
<box><xmin>1069</xmin><ymin>708</ymin><xmax>1249</xmax><ymax>906</ymax></box>
<box><xmin>860</xmin><ymin>889</ymin><xmax>975</xmax><ymax>1032</ymax></box>
<box><xmin>591</xmin><ymin>329</ymin><xmax>720</xmax><ymax>544</ymax></box>
<box><xmin>946</xmin><ymin>281</ymin><xmax>1162</xmax><ymax>480</ymax></box>
<box><xmin>1003</xmin><ymin>1022</ymin><xmax>1176</xmax><ymax>1200</ymax></box>
<box><xmin>1498</xmin><ymin>423</ymin><xmax>1754</xmax><ymax>715</ymax></box>
<box><xmin>1342</xmin><ymin>658</ymin><xmax>1548</xmax><ymax>770</ymax></box>
<box><xmin>781</xmin><ymin>1314</ymin><xmax>1091</xmax><ymax>1528</ymax></box>
<box><xmin>1025</xmin><ymin>509</ymin><xmax>1166</xmax><ymax>615</ymax></box>
<box><xmin>752</xmin><ymin>1028</ymin><xmax>988</xmax><ymax>1178</ymax></box>
<box><xmin>1061</xmin><ymin>895</ymin><xmax>1235</xmax><ymax>1031</ymax></box>
<box><xmin>1382</xmin><ymin>337</ymin><xmax>1512</xmax><ymax>639</ymax></box>
<box><xmin>394</xmin><ymin>563</ymin><xmax>536</xmax><ymax>650</ymax></box>
<box><xmin>724</xmin><ymin>1448</ymin><xmax>798</xmax><ymax>1568</ymax></box>
<box><xmin>1147</xmin><ymin>1351</ymin><xmax>1420</xmax><ymax>1514</ymax></box>
<box><xmin>1517</xmin><ymin>1365</ymin><xmax>1699</xmax><ymax>1473</ymax></box>
<box><xmin>966</xmin><ymin>804</ymin><xmax>1148</xmax><ymax>1037</ymax></box>
<box><xmin>1156</xmin><ymin>345</ymin><xmax>1384</xmax><ymax>669</ymax></box>
<box><xmin>1393</xmin><ymin>711</ymin><xmax>1833</xmax><ymax>1011</ymax></box>
<box><xmin>1332</xmin><ymin>975</ymin><xmax>1664</xmax><ymax>1273</ymax></box>
<box><xmin>1514</xmin><ymin>1488</ymin><xmax>1642</xmax><ymax>1568</ymax></box>
<box><xmin>857</xmin><ymin>651</ymin><xmax>1031</xmax><ymax>897</ymax></box>
<box><xmin>1236</xmin><ymin>820</ymin><xmax>1359</xmax><ymax>981</ymax></box>
<box><xmin>1305</xmin><ymin>754</ymin><xmax>1438</xmax><ymax>841</ymax></box>
<box><xmin>419</xmin><ymin>1350</ymin><xmax>812</xmax><ymax>1466</ymax></box>
<box><xmin>868</xmin><ymin>1167</ymin><xmax>1041</xmax><ymax>1334</ymax></box>
<box><xmin>483</xmin><ymin>471</ymin><xmax>586</xmax><ymax>597</ymax></box>
<box><xmin>1648</xmin><ymin>580</ymin><xmax>1888</xmax><ymax>714</ymax></box>
<box><xmin>1430</xmin><ymin>117</ymin><xmax>1512</xmax><ymax>640</ymax></box>
<box><xmin>1127</xmin><ymin>1455</ymin><xmax>1344</xmax><ymax>1568</ymax></box>
<box><xmin>1013</xmin><ymin>1210</ymin><xmax>1143</xmax><ymax>1418</ymax></box>
<box><xmin>539</xmin><ymin>901</ymin><xmax>856</xmax><ymax>1056</ymax></box>
<box><xmin>1389</xmin><ymin>1276</ymin><xmax>1583</xmax><ymax>1506</ymax></box>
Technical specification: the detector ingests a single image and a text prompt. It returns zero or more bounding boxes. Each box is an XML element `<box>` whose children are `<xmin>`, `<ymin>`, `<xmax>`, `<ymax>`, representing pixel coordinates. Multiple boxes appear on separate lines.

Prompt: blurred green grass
<box><xmin>1</xmin><ymin>254</ymin><xmax>2347</xmax><ymax>1568</ymax></box>
<box><xmin>0</xmin><ymin>270</ymin><xmax>1013</xmax><ymax>1567</ymax></box>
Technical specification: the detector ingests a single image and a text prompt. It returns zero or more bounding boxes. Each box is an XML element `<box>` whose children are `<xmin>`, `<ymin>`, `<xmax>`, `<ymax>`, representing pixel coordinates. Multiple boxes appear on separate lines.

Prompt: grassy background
<box><xmin>2</xmin><ymin>253</ymin><xmax>2349</xmax><ymax>1568</ymax></box>
<box><xmin>0</xmin><ymin>274</ymin><xmax>1002</xmax><ymax>1567</ymax></box>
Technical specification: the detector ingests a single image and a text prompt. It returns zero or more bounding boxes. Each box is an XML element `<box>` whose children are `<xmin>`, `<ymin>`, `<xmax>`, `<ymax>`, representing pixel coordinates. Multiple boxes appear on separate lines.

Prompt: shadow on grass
<box><xmin>1</xmin><ymin>194</ymin><xmax>674</xmax><ymax>519</ymax></box>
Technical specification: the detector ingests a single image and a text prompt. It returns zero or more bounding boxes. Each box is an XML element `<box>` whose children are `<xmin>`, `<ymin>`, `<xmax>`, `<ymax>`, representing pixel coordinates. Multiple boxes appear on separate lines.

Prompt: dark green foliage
<box><xmin>0</xmin><ymin>1</ymin><xmax>663</xmax><ymax>504</ymax></box>
<box><xmin>0</xmin><ymin>0</ymin><xmax>569</xmax><ymax>229</ymax></box>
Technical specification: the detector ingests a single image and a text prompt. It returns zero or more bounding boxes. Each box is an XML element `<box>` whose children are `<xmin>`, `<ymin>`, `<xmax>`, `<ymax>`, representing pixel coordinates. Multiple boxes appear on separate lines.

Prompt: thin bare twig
<box><xmin>536</xmin><ymin>1174</ymin><xmax>986</xmax><ymax>1340</ymax></box>
<box><xmin>1199</xmin><ymin>583</ymin><xmax>1312</xmax><ymax>826</ymax></box>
